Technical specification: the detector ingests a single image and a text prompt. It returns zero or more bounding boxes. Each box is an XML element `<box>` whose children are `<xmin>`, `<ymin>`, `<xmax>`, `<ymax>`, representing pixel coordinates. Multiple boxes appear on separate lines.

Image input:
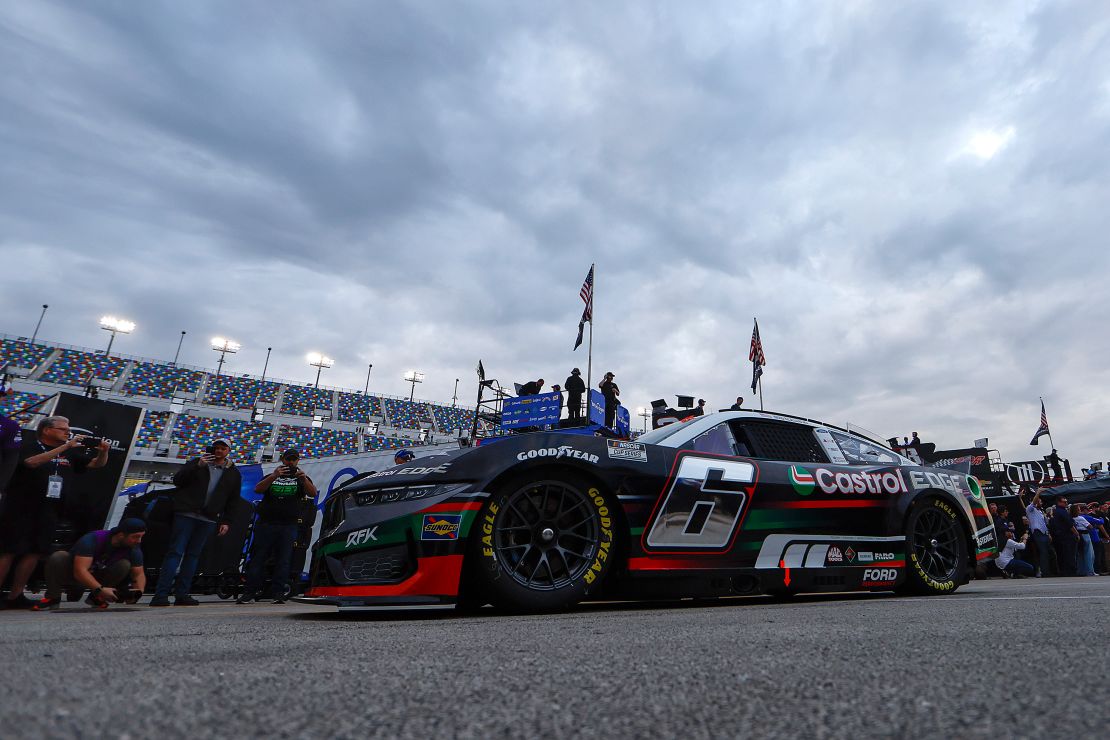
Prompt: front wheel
<box><xmin>472</xmin><ymin>472</ymin><xmax>618</xmax><ymax>612</ymax></box>
<box><xmin>901</xmin><ymin>497</ymin><xmax>968</xmax><ymax>595</ymax></box>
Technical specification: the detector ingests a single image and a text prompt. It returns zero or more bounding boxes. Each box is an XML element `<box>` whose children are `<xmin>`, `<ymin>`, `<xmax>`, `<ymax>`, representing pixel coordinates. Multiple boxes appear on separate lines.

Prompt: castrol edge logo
<box><xmin>814</xmin><ymin>468</ymin><xmax>907</xmax><ymax>495</ymax></box>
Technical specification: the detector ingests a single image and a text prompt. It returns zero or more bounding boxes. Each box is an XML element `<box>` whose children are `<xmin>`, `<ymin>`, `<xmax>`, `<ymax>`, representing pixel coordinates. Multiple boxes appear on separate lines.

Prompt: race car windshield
<box><xmin>638</xmin><ymin>420</ymin><xmax>694</xmax><ymax>444</ymax></box>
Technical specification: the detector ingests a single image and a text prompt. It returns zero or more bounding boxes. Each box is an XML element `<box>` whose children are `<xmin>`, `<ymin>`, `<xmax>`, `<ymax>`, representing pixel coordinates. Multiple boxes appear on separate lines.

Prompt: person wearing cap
<box><xmin>599</xmin><ymin>372</ymin><xmax>620</xmax><ymax>428</ymax></box>
<box><xmin>151</xmin><ymin>439</ymin><xmax>241</xmax><ymax>606</ymax></box>
<box><xmin>692</xmin><ymin>399</ymin><xmax>707</xmax><ymax>417</ymax></box>
<box><xmin>238</xmin><ymin>449</ymin><xmax>316</xmax><ymax>604</ymax></box>
<box><xmin>394</xmin><ymin>449</ymin><xmax>416</xmax><ymax>465</ymax></box>
<box><xmin>33</xmin><ymin>518</ymin><xmax>147</xmax><ymax>610</ymax></box>
<box><xmin>729</xmin><ymin>396</ymin><xmax>744</xmax><ymax>411</ymax></box>
<box><xmin>564</xmin><ymin>368</ymin><xmax>586</xmax><ymax>422</ymax></box>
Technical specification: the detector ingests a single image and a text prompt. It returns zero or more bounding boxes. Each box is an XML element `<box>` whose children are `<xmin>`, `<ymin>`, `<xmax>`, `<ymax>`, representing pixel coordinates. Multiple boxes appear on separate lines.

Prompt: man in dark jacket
<box><xmin>564</xmin><ymin>368</ymin><xmax>586</xmax><ymax>422</ymax></box>
<box><xmin>238</xmin><ymin>449</ymin><xmax>316</xmax><ymax>604</ymax></box>
<box><xmin>518</xmin><ymin>379</ymin><xmax>544</xmax><ymax>396</ymax></box>
<box><xmin>599</xmin><ymin>372</ymin><xmax>620</xmax><ymax>428</ymax></box>
<box><xmin>151</xmin><ymin>438</ymin><xmax>241</xmax><ymax>606</ymax></box>
<box><xmin>1049</xmin><ymin>495</ymin><xmax>1078</xmax><ymax>576</ymax></box>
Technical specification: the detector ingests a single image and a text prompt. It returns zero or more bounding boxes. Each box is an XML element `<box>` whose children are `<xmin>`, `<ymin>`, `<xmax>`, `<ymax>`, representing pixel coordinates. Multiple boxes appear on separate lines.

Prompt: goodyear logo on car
<box><xmin>421</xmin><ymin>514</ymin><xmax>462</xmax><ymax>541</ymax></box>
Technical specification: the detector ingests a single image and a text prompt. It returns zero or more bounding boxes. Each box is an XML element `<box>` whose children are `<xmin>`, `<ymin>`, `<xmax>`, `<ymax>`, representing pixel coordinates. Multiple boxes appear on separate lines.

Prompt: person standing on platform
<box><xmin>239</xmin><ymin>449</ymin><xmax>316</xmax><ymax>604</ymax></box>
<box><xmin>729</xmin><ymin>397</ymin><xmax>744</xmax><ymax>411</ymax></box>
<box><xmin>0</xmin><ymin>416</ymin><xmax>109</xmax><ymax>609</ymax></box>
<box><xmin>692</xmin><ymin>399</ymin><xmax>707</xmax><ymax>417</ymax></box>
<box><xmin>599</xmin><ymin>372</ymin><xmax>620</xmax><ymax>428</ymax></box>
<box><xmin>151</xmin><ymin>438</ymin><xmax>240</xmax><ymax>607</ymax></box>
<box><xmin>565</xmin><ymin>369</ymin><xmax>586</xmax><ymax>422</ymax></box>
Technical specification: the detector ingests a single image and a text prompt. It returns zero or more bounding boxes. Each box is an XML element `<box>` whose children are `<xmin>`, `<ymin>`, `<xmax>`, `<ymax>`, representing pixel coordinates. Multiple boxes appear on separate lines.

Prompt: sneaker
<box><xmin>236</xmin><ymin>593</ymin><xmax>258</xmax><ymax>605</ymax></box>
<box><xmin>2</xmin><ymin>594</ymin><xmax>35</xmax><ymax>610</ymax></box>
<box><xmin>149</xmin><ymin>596</ymin><xmax>171</xmax><ymax>607</ymax></box>
<box><xmin>271</xmin><ymin>596</ymin><xmax>287</xmax><ymax>605</ymax></box>
<box><xmin>85</xmin><ymin>593</ymin><xmax>109</xmax><ymax>610</ymax></box>
<box><xmin>32</xmin><ymin>597</ymin><xmax>62</xmax><ymax>611</ymax></box>
<box><xmin>174</xmin><ymin>595</ymin><xmax>200</xmax><ymax>606</ymax></box>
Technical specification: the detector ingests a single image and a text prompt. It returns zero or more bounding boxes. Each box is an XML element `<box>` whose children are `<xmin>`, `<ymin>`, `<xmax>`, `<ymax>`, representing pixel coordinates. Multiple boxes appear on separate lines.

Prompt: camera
<box><xmin>81</xmin><ymin>436</ymin><xmax>103</xmax><ymax>448</ymax></box>
<box><xmin>205</xmin><ymin>445</ymin><xmax>216</xmax><ymax>455</ymax></box>
<box><xmin>284</xmin><ymin>465</ymin><xmax>299</xmax><ymax>475</ymax></box>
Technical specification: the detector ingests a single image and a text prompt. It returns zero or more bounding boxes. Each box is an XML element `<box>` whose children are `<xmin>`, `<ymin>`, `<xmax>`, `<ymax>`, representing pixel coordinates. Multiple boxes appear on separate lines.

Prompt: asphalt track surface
<box><xmin>2</xmin><ymin>577</ymin><xmax>1108</xmax><ymax>739</ymax></box>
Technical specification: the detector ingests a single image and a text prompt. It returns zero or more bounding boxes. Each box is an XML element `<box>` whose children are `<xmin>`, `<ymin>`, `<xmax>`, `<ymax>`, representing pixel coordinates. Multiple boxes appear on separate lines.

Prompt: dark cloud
<box><xmin>2</xmin><ymin>1</ymin><xmax>1108</xmax><ymax>466</ymax></box>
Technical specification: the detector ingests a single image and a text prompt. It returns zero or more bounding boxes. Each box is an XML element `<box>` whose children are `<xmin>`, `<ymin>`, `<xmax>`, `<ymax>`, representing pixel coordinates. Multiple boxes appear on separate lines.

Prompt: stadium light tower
<box><xmin>307</xmin><ymin>352</ymin><xmax>334</xmax><ymax>389</ymax></box>
<box><xmin>404</xmin><ymin>370</ymin><xmax>424</xmax><ymax>402</ymax></box>
<box><xmin>31</xmin><ymin>304</ymin><xmax>48</xmax><ymax>345</ymax></box>
<box><xmin>637</xmin><ymin>406</ymin><xmax>651</xmax><ymax>433</ymax></box>
<box><xmin>100</xmin><ymin>316</ymin><xmax>135</xmax><ymax>356</ymax></box>
<box><xmin>211</xmin><ymin>337</ymin><xmax>241</xmax><ymax>377</ymax></box>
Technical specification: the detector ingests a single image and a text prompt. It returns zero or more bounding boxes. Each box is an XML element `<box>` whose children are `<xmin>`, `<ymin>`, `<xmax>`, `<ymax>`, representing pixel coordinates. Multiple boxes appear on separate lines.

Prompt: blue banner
<box><xmin>588</xmin><ymin>389</ymin><xmax>606</xmax><ymax>425</ymax></box>
<box><xmin>502</xmin><ymin>391</ymin><xmax>563</xmax><ymax>429</ymax></box>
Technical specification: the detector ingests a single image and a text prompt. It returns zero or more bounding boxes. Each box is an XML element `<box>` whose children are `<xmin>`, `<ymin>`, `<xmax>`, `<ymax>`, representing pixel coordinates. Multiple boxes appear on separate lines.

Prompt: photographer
<box><xmin>238</xmin><ymin>449</ymin><xmax>315</xmax><ymax>604</ymax></box>
<box><xmin>151</xmin><ymin>438</ymin><xmax>240</xmax><ymax>607</ymax></box>
<box><xmin>996</xmin><ymin>530</ymin><xmax>1034</xmax><ymax>578</ymax></box>
<box><xmin>33</xmin><ymin>518</ymin><xmax>147</xmax><ymax>610</ymax></box>
<box><xmin>0</xmin><ymin>416</ymin><xmax>108</xmax><ymax>609</ymax></box>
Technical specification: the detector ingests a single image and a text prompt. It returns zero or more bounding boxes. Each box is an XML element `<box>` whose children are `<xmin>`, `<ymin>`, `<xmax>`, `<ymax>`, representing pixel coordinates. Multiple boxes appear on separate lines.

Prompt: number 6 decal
<box><xmin>644</xmin><ymin>455</ymin><xmax>756</xmax><ymax>551</ymax></box>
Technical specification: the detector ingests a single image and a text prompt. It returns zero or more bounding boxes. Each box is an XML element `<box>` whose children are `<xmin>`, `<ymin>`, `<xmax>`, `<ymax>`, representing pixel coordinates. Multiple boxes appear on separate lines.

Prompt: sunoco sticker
<box><xmin>607</xmin><ymin>440</ymin><xmax>648</xmax><ymax>463</ymax></box>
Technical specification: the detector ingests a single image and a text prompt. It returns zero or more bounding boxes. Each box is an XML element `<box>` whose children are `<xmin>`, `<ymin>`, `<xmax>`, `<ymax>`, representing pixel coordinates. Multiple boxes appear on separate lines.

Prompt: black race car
<box><xmin>297</xmin><ymin>410</ymin><xmax>997</xmax><ymax>610</ymax></box>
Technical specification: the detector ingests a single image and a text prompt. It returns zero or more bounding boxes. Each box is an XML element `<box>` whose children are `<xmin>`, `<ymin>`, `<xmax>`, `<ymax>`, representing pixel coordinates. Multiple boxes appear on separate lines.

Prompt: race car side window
<box><xmin>681</xmin><ymin>422</ymin><xmax>740</xmax><ymax>457</ymax></box>
<box><xmin>727</xmin><ymin>420</ymin><xmax>828</xmax><ymax>463</ymax></box>
<box><xmin>829</xmin><ymin>430</ymin><xmax>901</xmax><ymax>466</ymax></box>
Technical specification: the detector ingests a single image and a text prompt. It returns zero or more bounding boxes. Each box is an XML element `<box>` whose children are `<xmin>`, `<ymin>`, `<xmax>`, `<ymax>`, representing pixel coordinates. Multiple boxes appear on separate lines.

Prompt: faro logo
<box><xmin>863</xmin><ymin>568</ymin><xmax>898</xmax><ymax>582</ymax></box>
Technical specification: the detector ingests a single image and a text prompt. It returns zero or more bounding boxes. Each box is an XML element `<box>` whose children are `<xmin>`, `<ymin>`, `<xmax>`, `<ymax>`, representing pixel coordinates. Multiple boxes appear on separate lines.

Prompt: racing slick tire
<box><xmin>899</xmin><ymin>496</ymin><xmax>968</xmax><ymax>596</ymax></box>
<box><xmin>472</xmin><ymin>471</ymin><xmax>618</xmax><ymax>612</ymax></box>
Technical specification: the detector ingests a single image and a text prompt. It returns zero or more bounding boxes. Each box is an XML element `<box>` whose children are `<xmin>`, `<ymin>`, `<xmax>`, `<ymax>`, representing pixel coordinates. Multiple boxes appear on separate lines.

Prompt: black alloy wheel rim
<box><xmin>911</xmin><ymin>508</ymin><xmax>961</xmax><ymax>582</ymax></box>
<box><xmin>495</xmin><ymin>481</ymin><xmax>601</xmax><ymax>591</ymax></box>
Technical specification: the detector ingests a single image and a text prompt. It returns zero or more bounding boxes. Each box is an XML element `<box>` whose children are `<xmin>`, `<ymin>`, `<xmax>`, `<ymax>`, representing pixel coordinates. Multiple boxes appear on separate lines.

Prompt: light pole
<box><xmin>637</xmin><ymin>406</ymin><xmax>650</xmax><ymax>433</ymax></box>
<box><xmin>31</xmin><ymin>304</ymin><xmax>48</xmax><ymax>345</ymax></box>
<box><xmin>211</xmin><ymin>337</ymin><xmax>240</xmax><ymax>378</ymax></box>
<box><xmin>172</xmin><ymin>330</ymin><xmax>186</xmax><ymax>366</ymax></box>
<box><xmin>364</xmin><ymin>363</ymin><xmax>373</xmax><ymax>395</ymax></box>
<box><xmin>100</xmin><ymin>316</ymin><xmax>135</xmax><ymax>356</ymax></box>
<box><xmin>307</xmin><ymin>352</ymin><xmax>334</xmax><ymax>389</ymax></box>
<box><xmin>452</xmin><ymin>378</ymin><xmax>459</xmax><ymax>407</ymax></box>
<box><xmin>404</xmin><ymin>370</ymin><xmax>424</xmax><ymax>402</ymax></box>
<box><xmin>261</xmin><ymin>347</ymin><xmax>272</xmax><ymax>381</ymax></box>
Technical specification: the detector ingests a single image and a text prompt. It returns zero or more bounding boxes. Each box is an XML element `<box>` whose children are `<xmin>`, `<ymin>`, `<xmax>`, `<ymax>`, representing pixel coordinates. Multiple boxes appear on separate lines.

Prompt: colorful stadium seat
<box><xmin>281</xmin><ymin>384</ymin><xmax>333</xmax><ymax>417</ymax></box>
<box><xmin>123</xmin><ymin>362</ymin><xmax>206</xmax><ymax>399</ymax></box>
<box><xmin>170</xmin><ymin>414</ymin><xmax>273</xmax><ymax>462</ymax></box>
<box><xmin>0</xmin><ymin>391</ymin><xmax>47</xmax><ymax>424</ymax></box>
<box><xmin>383</xmin><ymin>397</ymin><xmax>432</xmax><ymax>429</ymax></box>
<box><xmin>135</xmin><ymin>410</ymin><xmax>172</xmax><ymax>449</ymax></box>
<box><xmin>0</xmin><ymin>339</ymin><xmax>54</xmax><ymax>371</ymax></box>
<box><xmin>204</xmin><ymin>374</ymin><xmax>281</xmax><ymax>409</ymax></box>
<box><xmin>276</xmin><ymin>424</ymin><xmax>358</xmax><ymax>458</ymax></box>
<box><xmin>431</xmin><ymin>404</ymin><xmax>476</xmax><ymax>434</ymax></box>
<box><xmin>39</xmin><ymin>349</ymin><xmax>128</xmax><ymax>387</ymax></box>
<box><xmin>337</xmin><ymin>391</ymin><xmax>384</xmax><ymax>422</ymax></box>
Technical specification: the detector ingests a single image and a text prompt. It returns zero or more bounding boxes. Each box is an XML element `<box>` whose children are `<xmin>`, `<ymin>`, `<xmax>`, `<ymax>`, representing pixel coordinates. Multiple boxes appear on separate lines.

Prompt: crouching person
<box><xmin>33</xmin><ymin>518</ymin><xmax>147</xmax><ymax>610</ymax></box>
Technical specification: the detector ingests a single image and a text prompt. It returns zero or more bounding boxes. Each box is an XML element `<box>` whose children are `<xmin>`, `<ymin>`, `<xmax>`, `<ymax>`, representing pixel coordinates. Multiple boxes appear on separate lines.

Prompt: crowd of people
<box><xmin>516</xmin><ymin>367</ymin><xmax>621</xmax><ymax>427</ymax></box>
<box><xmin>990</xmin><ymin>488</ymin><xmax>1109</xmax><ymax>578</ymax></box>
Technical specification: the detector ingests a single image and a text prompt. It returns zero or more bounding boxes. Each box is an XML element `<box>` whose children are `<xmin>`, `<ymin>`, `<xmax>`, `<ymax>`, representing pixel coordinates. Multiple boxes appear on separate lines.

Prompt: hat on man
<box><xmin>571</xmin><ymin>368</ymin><xmax>581</xmax><ymax>375</ymax></box>
<box><xmin>115</xmin><ymin>518</ymin><xmax>148</xmax><ymax>535</ymax></box>
<box><xmin>282</xmin><ymin>448</ymin><xmax>301</xmax><ymax>460</ymax></box>
<box><xmin>211</xmin><ymin>438</ymin><xmax>232</xmax><ymax>448</ymax></box>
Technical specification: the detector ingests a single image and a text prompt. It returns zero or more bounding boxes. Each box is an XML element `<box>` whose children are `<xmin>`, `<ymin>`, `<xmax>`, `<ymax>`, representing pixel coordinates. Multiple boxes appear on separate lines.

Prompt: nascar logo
<box><xmin>789</xmin><ymin>466</ymin><xmax>815</xmax><ymax>495</ymax></box>
<box><xmin>422</xmin><ymin>514</ymin><xmax>462</xmax><ymax>541</ymax></box>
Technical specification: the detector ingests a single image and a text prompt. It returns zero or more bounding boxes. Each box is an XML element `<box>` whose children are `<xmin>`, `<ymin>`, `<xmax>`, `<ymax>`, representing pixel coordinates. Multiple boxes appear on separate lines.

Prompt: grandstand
<box><xmin>204</xmin><ymin>374</ymin><xmax>281</xmax><ymax>409</ymax></box>
<box><xmin>39</xmin><ymin>348</ymin><xmax>129</xmax><ymax>387</ymax></box>
<box><xmin>1</xmin><ymin>333</ymin><xmax>475</xmax><ymax>464</ymax></box>
<box><xmin>337</xmin><ymin>391</ymin><xmax>383</xmax><ymax>422</ymax></box>
<box><xmin>0</xmin><ymin>390</ymin><xmax>48</xmax><ymax>424</ymax></box>
<box><xmin>281</xmin><ymin>384</ymin><xmax>333</xmax><ymax>417</ymax></box>
<box><xmin>124</xmin><ymin>362</ymin><xmax>206</xmax><ymax>399</ymax></box>
<box><xmin>383</xmin><ymin>397</ymin><xmax>432</xmax><ymax>429</ymax></box>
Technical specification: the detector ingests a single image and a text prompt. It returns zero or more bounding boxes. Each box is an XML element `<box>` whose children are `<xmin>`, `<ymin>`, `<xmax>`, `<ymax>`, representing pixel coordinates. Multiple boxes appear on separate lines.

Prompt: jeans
<box><xmin>1078</xmin><ymin>534</ymin><xmax>1095</xmax><ymax>576</ymax></box>
<box><xmin>1029</xmin><ymin>531</ymin><xmax>1052</xmax><ymax>576</ymax></box>
<box><xmin>1053</xmin><ymin>534</ymin><xmax>1077</xmax><ymax>576</ymax></box>
<box><xmin>1003</xmin><ymin>558</ymin><xmax>1035</xmax><ymax>577</ymax></box>
<box><xmin>243</xmin><ymin>521</ymin><xmax>297</xmax><ymax>596</ymax></box>
<box><xmin>156</xmin><ymin>515</ymin><xmax>216</xmax><ymax>598</ymax></box>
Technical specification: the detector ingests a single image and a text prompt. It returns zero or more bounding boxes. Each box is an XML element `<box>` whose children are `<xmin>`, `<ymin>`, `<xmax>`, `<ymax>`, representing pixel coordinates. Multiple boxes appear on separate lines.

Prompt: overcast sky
<box><xmin>2</xmin><ymin>1</ymin><xmax>1108</xmax><ymax>468</ymax></box>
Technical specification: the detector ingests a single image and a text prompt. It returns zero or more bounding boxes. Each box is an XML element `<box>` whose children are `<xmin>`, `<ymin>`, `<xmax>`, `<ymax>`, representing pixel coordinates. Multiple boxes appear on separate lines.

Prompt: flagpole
<box><xmin>586</xmin><ymin>263</ymin><xmax>594</xmax><ymax>395</ymax></box>
<box><xmin>758</xmin><ymin>375</ymin><xmax>764</xmax><ymax>411</ymax></box>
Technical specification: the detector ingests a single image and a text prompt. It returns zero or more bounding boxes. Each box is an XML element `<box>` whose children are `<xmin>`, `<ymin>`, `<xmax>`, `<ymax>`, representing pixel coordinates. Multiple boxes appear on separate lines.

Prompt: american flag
<box><xmin>749</xmin><ymin>319</ymin><xmax>765</xmax><ymax>392</ymax></box>
<box><xmin>1029</xmin><ymin>400</ymin><xmax>1050</xmax><ymax>445</ymax></box>
<box><xmin>573</xmin><ymin>264</ymin><xmax>594</xmax><ymax>350</ymax></box>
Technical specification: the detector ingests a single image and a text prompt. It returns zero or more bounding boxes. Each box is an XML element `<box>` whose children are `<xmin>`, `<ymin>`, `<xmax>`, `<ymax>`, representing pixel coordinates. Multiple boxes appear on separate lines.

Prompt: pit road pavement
<box><xmin>2</xmin><ymin>577</ymin><xmax>1107</xmax><ymax>739</ymax></box>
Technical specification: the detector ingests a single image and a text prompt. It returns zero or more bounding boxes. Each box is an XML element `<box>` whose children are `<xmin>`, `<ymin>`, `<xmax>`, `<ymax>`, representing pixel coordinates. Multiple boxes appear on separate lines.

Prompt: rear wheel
<box><xmin>473</xmin><ymin>472</ymin><xmax>617</xmax><ymax>612</ymax></box>
<box><xmin>901</xmin><ymin>497</ymin><xmax>968</xmax><ymax>595</ymax></box>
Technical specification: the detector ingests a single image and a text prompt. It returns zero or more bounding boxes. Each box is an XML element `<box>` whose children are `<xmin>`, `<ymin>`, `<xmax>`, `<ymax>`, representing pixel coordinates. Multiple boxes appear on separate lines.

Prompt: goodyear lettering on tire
<box><xmin>583</xmin><ymin>488</ymin><xmax>613</xmax><ymax>586</ymax></box>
